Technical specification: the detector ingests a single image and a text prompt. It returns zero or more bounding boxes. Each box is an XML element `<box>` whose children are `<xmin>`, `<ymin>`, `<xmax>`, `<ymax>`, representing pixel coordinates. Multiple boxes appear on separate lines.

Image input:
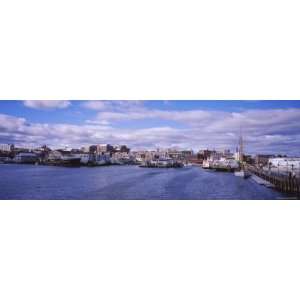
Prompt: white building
<box><xmin>14</xmin><ymin>152</ymin><xmax>38</xmax><ymax>163</ymax></box>
<box><xmin>268</xmin><ymin>157</ymin><xmax>300</xmax><ymax>171</ymax></box>
<box><xmin>0</xmin><ymin>144</ymin><xmax>14</xmax><ymax>152</ymax></box>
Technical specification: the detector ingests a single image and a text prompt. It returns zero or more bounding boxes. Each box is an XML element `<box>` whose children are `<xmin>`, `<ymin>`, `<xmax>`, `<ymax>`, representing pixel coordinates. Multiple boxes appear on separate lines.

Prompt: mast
<box><xmin>238</xmin><ymin>127</ymin><xmax>244</xmax><ymax>163</ymax></box>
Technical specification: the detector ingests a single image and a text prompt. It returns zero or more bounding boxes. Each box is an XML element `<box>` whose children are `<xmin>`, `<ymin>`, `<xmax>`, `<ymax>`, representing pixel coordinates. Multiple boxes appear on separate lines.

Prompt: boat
<box><xmin>139</xmin><ymin>159</ymin><xmax>183</xmax><ymax>168</ymax></box>
<box><xmin>233</xmin><ymin>131</ymin><xmax>251</xmax><ymax>178</ymax></box>
<box><xmin>202</xmin><ymin>160</ymin><xmax>212</xmax><ymax>169</ymax></box>
<box><xmin>46</xmin><ymin>150</ymin><xmax>81</xmax><ymax>167</ymax></box>
<box><xmin>94</xmin><ymin>159</ymin><xmax>108</xmax><ymax>166</ymax></box>
<box><xmin>234</xmin><ymin>170</ymin><xmax>251</xmax><ymax>179</ymax></box>
<box><xmin>55</xmin><ymin>156</ymin><xmax>82</xmax><ymax>167</ymax></box>
<box><xmin>13</xmin><ymin>152</ymin><xmax>38</xmax><ymax>164</ymax></box>
<box><xmin>215</xmin><ymin>166</ymin><xmax>235</xmax><ymax>172</ymax></box>
<box><xmin>183</xmin><ymin>163</ymin><xmax>193</xmax><ymax>168</ymax></box>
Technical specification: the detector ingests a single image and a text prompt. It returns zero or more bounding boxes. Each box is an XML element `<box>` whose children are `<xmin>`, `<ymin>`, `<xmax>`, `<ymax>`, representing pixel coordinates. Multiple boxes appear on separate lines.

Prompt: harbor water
<box><xmin>0</xmin><ymin>164</ymin><xmax>285</xmax><ymax>200</ymax></box>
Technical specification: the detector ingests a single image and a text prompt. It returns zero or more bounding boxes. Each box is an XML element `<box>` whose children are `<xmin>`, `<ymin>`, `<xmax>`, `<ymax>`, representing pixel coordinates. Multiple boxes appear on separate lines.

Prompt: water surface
<box><xmin>0</xmin><ymin>164</ymin><xmax>284</xmax><ymax>200</ymax></box>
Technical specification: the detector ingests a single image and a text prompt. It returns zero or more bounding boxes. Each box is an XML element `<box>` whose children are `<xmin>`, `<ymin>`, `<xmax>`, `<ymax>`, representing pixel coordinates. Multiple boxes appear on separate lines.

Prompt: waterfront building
<box><xmin>89</xmin><ymin>144</ymin><xmax>114</xmax><ymax>154</ymax></box>
<box><xmin>255</xmin><ymin>154</ymin><xmax>275</xmax><ymax>166</ymax></box>
<box><xmin>223</xmin><ymin>149</ymin><xmax>231</xmax><ymax>156</ymax></box>
<box><xmin>98</xmin><ymin>144</ymin><xmax>114</xmax><ymax>153</ymax></box>
<box><xmin>167</xmin><ymin>149</ymin><xmax>182</xmax><ymax>159</ymax></box>
<box><xmin>36</xmin><ymin>145</ymin><xmax>52</xmax><ymax>153</ymax></box>
<box><xmin>0</xmin><ymin>143</ymin><xmax>14</xmax><ymax>152</ymax></box>
<box><xmin>209</xmin><ymin>151</ymin><xmax>223</xmax><ymax>161</ymax></box>
<box><xmin>243</xmin><ymin>154</ymin><xmax>254</xmax><ymax>165</ymax></box>
<box><xmin>198</xmin><ymin>149</ymin><xmax>215</xmax><ymax>160</ymax></box>
<box><xmin>268</xmin><ymin>157</ymin><xmax>300</xmax><ymax>174</ymax></box>
<box><xmin>88</xmin><ymin>144</ymin><xmax>131</xmax><ymax>155</ymax></box>
<box><xmin>114</xmin><ymin>145</ymin><xmax>130</xmax><ymax>153</ymax></box>
<box><xmin>167</xmin><ymin>149</ymin><xmax>193</xmax><ymax>160</ymax></box>
<box><xmin>13</xmin><ymin>152</ymin><xmax>38</xmax><ymax>164</ymax></box>
<box><xmin>89</xmin><ymin>145</ymin><xmax>97</xmax><ymax>153</ymax></box>
<box><xmin>81</xmin><ymin>146</ymin><xmax>90</xmax><ymax>153</ymax></box>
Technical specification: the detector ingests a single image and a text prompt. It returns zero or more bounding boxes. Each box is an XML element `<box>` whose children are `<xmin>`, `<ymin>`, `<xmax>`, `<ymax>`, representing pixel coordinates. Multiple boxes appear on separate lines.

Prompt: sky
<box><xmin>0</xmin><ymin>100</ymin><xmax>300</xmax><ymax>155</ymax></box>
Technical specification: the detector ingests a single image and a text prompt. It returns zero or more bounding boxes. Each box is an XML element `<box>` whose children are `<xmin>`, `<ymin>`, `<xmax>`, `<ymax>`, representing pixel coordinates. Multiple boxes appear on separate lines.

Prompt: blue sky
<box><xmin>1</xmin><ymin>100</ymin><xmax>300</xmax><ymax>125</ymax></box>
<box><xmin>0</xmin><ymin>100</ymin><xmax>300</xmax><ymax>155</ymax></box>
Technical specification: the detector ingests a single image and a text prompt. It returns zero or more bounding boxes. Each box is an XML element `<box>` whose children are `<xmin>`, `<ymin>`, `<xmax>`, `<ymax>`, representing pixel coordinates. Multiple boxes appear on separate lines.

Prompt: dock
<box><xmin>251</xmin><ymin>174</ymin><xmax>275</xmax><ymax>188</ymax></box>
<box><xmin>246</xmin><ymin>165</ymin><xmax>300</xmax><ymax>198</ymax></box>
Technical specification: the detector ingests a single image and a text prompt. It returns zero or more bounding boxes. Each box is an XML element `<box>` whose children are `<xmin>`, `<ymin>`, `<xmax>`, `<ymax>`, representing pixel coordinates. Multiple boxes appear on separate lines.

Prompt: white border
<box><xmin>1</xmin><ymin>1</ymin><xmax>300</xmax><ymax>299</ymax></box>
<box><xmin>0</xmin><ymin>0</ymin><xmax>299</xmax><ymax>100</ymax></box>
<box><xmin>1</xmin><ymin>200</ymin><xmax>300</xmax><ymax>300</ymax></box>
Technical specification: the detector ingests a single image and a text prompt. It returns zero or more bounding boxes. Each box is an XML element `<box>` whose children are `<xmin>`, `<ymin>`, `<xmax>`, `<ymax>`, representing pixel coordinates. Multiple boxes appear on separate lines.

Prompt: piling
<box><xmin>246</xmin><ymin>165</ymin><xmax>300</xmax><ymax>199</ymax></box>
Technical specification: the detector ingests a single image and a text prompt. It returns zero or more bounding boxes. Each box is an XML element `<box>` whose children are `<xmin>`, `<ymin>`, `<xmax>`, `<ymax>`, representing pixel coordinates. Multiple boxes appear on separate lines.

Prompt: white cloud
<box><xmin>0</xmin><ymin>105</ymin><xmax>300</xmax><ymax>156</ymax></box>
<box><xmin>82</xmin><ymin>100</ymin><xmax>144</xmax><ymax>111</ymax></box>
<box><xmin>82</xmin><ymin>101</ymin><xmax>108</xmax><ymax>110</ymax></box>
<box><xmin>23</xmin><ymin>100</ymin><xmax>71</xmax><ymax>110</ymax></box>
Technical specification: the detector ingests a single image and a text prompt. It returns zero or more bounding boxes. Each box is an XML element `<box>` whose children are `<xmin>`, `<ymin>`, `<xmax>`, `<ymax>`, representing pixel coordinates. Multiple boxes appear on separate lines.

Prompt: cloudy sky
<box><xmin>0</xmin><ymin>100</ymin><xmax>299</xmax><ymax>155</ymax></box>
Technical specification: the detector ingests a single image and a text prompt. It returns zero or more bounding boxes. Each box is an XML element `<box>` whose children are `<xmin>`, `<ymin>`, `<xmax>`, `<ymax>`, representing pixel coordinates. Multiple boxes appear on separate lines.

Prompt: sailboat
<box><xmin>234</xmin><ymin>129</ymin><xmax>251</xmax><ymax>179</ymax></box>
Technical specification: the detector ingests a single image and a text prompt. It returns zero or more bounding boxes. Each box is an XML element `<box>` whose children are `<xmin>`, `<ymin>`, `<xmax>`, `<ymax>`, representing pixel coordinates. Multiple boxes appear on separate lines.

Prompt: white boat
<box><xmin>94</xmin><ymin>154</ymin><xmax>110</xmax><ymax>166</ymax></box>
<box><xmin>184</xmin><ymin>163</ymin><xmax>193</xmax><ymax>168</ymax></box>
<box><xmin>234</xmin><ymin>170</ymin><xmax>251</xmax><ymax>179</ymax></box>
<box><xmin>202</xmin><ymin>160</ymin><xmax>211</xmax><ymax>169</ymax></box>
<box><xmin>95</xmin><ymin>159</ymin><xmax>107</xmax><ymax>166</ymax></box>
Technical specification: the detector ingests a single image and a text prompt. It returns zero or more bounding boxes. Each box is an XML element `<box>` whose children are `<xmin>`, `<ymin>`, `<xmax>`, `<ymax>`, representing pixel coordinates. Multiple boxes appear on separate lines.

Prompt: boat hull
<box><xmin>47</xmin><ymin>158</ymin><xmax>81</xmax><ymax>167</ymax></box>
<box><xmin>234</xmin><ymin>170</ymin><xmax>251</xmax><ymax>178</ymax></box>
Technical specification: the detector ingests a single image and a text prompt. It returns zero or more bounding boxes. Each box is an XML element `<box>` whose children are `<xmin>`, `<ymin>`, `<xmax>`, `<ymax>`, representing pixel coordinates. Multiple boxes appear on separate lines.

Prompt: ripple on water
<box><xmin>0</xmin><ymin>164</ymin><xmax>285</xmax><ymax>199</ymax></box>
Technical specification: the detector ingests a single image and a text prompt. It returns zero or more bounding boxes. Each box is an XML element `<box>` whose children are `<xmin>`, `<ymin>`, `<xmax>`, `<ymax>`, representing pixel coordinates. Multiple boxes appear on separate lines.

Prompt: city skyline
<box><xmin>0</xmin><ymin>100</ymin><xmax>300</xmax><ymax>155</ymax></box>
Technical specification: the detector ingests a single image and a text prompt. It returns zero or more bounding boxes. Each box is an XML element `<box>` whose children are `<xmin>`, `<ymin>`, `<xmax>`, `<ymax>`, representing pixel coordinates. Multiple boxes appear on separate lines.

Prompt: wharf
<box><xmin>246</xmin><ymin>165</ymin><xmax>300</xmax><ymax>198</ymax></box>
<box><xmin>251</xmin><ymin>174</ymin><xmax>275</xmax><ymax>188</ymax></box>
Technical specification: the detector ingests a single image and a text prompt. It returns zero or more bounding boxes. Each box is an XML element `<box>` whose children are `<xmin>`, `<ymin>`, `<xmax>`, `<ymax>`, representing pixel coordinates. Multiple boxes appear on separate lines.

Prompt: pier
<box><xmin>246</xmin><ymin>165</ymin><xmax>300</xmax><ymax>198</ymax></box>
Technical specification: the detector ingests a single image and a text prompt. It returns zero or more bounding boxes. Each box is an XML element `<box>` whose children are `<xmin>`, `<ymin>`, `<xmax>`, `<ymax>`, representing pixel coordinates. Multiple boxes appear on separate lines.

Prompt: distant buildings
<box><xmin>1</xmin><ymin>139</ymin><xmax>299</xmax><ymax>176</ymax></box>
<box><xmin>255</xmin><ymin>154</ymin><xmax>275</xmax><ymax>166</ymax></box>
<box><xmin>88</xmin><ymin>144</ymin><xmax>130</xmax><ymax>155</ymax></box>
<box><xmin>114</xmin><ymin>145</ymin><xmax>130</xmax><ymax>153</ymax></box>
<box><xmin>268</xmin><ymin>157</ymin><xmax>300</xmax><ymax>171</ymax></box>
<box><xmin>198</xmin><ymin>149</ymin><xmax>214</xmax><ymax>160</ymax></box>
<box><xmin>13</xmin><ymin>152</ymin><xmax>38</xmax><ymax>164</ymax></box>
<box><xmin>0</xmin><ymin>143</ymin><xmax>14</xmax><ymax>152</ymax></box>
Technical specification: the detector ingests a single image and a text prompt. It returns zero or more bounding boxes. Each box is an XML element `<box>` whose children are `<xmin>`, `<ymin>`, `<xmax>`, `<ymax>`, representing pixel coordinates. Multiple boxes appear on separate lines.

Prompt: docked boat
<box><xmin>215</xmin><ymin>166</ymin><xmax>235</xmax><ymax>172</ymax></box>
<box><xmin>60</xmin><ymin>156</ymin><xmax>81</xmax><ymax>167</ymax></box>
<box><xmin>13</xmin><ymin>152</ymin><xmax>38</xmax><ymax>164</ymax></box>
<box><xmin>93</xmin><ymin>154</ymin><xmax>111</xmax><ymax>166</ymax></box>
<box><xmin>183</xmin><ymin>163</ymin><xmax>193</xmax><ymax>168</ymax></box>
<box><xmin>234</xmin><ymin>170</ymin><xmax>251</xmax><ymax>179</ymax></box>
<box><xmin>95</xmin><ymin>159</ymin><xmax>108</xmax><ymax>166</ymax></box>
<box><xmin>202</xmin><ymin>160</ymin><xmax>212</xmax><ymax>169</ymax></box>
<box><xmin>139</xmin><ymin>159</ymin><xmax>183</xmax><ymax>168</ymax></box>
<box><xmin>47</xmin><ymin>151</ymin><xmax>81</xmax><ymax>167</ymax></box>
